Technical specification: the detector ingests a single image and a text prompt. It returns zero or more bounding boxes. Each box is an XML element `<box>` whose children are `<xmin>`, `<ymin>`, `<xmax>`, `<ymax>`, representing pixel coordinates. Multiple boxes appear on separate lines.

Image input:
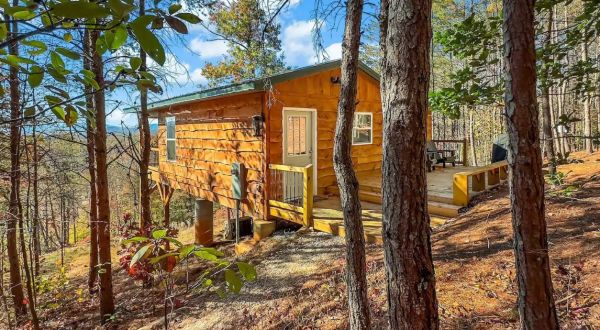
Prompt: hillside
<box><xmin>34</xmin><ymin>152</ymin><xmax>600</xmax><ymax>329</ymax></box>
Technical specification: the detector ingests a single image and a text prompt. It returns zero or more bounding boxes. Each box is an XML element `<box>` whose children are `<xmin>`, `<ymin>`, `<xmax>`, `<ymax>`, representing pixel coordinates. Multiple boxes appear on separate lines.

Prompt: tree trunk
<box><xmin>380</xmin><ymin>0</ymin><xmax>439</xmax><ymax>329</ymax></box>
<box><xmin>468</xmin><ymin>107</ymin><xmax>478</xmax><ymax>166</ymax></box>
<box><xmin>83</xmin><ymin>29</ymin><xmax>99</xmax><ymax>293</ymax></box>
<box><xmin>333</xmin><ymin>0</ymin><xmax>371</xmax><ymax>328</ymax></box>
<box><xmin>581</xmin><ymin>35</ymin><xmax>593</xmax><ymax>153</ymax></box>
<box><xmin>138</xmin><ymin>0</ymin><xmax>152</xmax><ymax>231</ymax></box>
<box><xmin>541</xmin><ymin>8</ymin><xmax>556</xmax><ymax>175</ymax></box>
<box><xmin>32</xmin><ymin>123</ymin><xmax>41</xmax><ymax>277</ymax></box>
<box><xmin>18</xmin><ymin>181</ymin><xmax>40</xmax><ymax>329</ymax></box>
<box><xmin>502</xmin><ymin>0</ymin><xmax>559</xmax><ymax>328</ymax></box>
<box><xmin>91</xmin><ymin>30</ymin><xmax>116</xmax><ymax>324</ymax></box>
<box><xmin>6</xmin><ymin>7</ymin><xmax>27</xmax><ymax>318</ymax></box>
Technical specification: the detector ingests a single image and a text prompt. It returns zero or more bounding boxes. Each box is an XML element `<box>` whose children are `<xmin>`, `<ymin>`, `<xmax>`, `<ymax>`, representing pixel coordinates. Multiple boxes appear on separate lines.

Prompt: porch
<box><xmin>267</xmin><ymin>159</ymin><xmax>509</xmax><ymax>242</ymax></box>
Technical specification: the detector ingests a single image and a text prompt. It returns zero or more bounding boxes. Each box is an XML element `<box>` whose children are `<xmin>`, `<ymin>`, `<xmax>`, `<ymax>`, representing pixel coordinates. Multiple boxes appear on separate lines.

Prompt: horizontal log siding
<box><xmin>155</xmin><ymin>92</ymin><xmax>265</xmax><ymax>217</ymax></box>
<box><xmin>267</xmin><ymin>68</ymin><xmax>383</xmax><ymax>195</ymax></box>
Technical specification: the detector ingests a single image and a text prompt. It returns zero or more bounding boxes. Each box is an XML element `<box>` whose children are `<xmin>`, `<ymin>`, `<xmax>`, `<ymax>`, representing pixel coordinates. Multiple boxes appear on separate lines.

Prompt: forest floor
<box><xmin>31</xmin><ymin>151</ymin><xmax>600</xmax><ymax>329</ymax></box>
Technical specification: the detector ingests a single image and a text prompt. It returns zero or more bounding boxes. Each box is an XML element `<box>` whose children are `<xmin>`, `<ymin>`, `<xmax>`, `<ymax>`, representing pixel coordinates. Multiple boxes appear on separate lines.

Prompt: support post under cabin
<box><xmin>194</xmin><ymin>199</ymin><xmax>213</xmax><ymax>246</ymax></box>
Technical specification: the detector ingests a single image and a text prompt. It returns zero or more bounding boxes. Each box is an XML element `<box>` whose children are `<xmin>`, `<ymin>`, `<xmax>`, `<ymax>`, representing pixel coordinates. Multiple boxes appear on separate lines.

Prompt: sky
<box><xmin>108</xmin><ymin>0</ymin><xmax>345</xmax><ymax>127</ymax></box>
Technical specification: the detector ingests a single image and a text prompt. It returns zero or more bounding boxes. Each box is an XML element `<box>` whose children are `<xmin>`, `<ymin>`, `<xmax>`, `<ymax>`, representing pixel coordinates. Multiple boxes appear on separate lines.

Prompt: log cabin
<box><xmin>130</xmin><ymin>60</ymin><xmax>508</xmax><ymax>244</ymax></box>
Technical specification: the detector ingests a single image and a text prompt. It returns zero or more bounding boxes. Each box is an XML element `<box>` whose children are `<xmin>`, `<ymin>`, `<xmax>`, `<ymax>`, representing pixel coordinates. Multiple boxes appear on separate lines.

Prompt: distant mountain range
<box><xmin>106</xmin><ymin>122</ymin><xmax>159</xmax><ymax>135</ymax></box>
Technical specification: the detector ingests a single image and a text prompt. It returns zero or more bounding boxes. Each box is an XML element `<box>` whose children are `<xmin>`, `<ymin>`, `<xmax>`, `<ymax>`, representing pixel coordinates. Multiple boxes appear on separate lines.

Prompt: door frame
<box><xmin>282</xmin><ymin>107</ymin><xmax>318</xmax><ymax>195</ymax></box>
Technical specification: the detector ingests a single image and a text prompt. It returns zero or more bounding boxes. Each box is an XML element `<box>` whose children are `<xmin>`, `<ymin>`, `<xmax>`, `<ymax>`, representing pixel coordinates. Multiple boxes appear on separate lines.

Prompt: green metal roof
<box><xmin>124</xmin><ymin>59</ymin><xmax>380</xmax><ymax>113</ymax></box>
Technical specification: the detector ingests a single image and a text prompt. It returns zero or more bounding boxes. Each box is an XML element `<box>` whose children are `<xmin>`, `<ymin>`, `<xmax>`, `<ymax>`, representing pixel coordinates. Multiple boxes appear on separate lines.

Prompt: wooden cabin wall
<box><xmin>267</xmin><ymin>68</ymin><xmax>383</xmax><ymax>195</ymax></box>
<box><xmin>153</xmin><ymin>92</ymin><xmax>266</xmax><ymax>217</ymax></box>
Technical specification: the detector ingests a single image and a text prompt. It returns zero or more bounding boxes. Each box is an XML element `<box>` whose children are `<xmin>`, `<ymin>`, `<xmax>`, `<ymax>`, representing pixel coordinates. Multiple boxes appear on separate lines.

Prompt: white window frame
<box><xmin>352</xmin><ymin>112</ymin><xmax>373</xmax><ymax>145</ymax></box>
<box><xmin>165</xmin><ymin>116</ymin><xmax>176</xmax><ymax>162</ymax></box>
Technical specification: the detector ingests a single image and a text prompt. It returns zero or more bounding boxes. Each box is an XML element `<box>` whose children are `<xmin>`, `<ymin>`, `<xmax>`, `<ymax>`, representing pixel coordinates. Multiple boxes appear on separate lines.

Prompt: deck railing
<box><xmin>430</xmin><ymin>139</ymin><xmax>468</xmax><ymax>166</ymax></box>
<box><xmin>268</xmin><ymin>164</ymin><xmax>313</xmax><ymax>227</ymax></box>
<box><xmin>453</xmin><ymin>160</ymin><xmax>508</xmax><ymax>206</ymax></box>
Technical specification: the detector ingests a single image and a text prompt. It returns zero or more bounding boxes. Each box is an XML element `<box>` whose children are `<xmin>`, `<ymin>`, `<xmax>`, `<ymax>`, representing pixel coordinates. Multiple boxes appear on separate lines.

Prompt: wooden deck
<box><xmin>267</xmin><ymin>162</ymin><xmax>509</xmax><ymax>243</ymax></box>
<box><xmin>355</xmin><ymin>165</ymin><xmax>482</xmax><ymax>203</ymax></box>
<box><xmin>312</xmin><ymin>165</ymin><xmax>494</xmax><ymax>243</ymax></box>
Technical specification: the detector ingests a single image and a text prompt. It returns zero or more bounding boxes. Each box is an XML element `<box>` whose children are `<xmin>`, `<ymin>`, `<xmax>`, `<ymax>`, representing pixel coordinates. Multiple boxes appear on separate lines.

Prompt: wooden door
<box><xmin>282</xmin><ymin>109</ymin><xmax>315</xmax><ymax>202</ymax></box>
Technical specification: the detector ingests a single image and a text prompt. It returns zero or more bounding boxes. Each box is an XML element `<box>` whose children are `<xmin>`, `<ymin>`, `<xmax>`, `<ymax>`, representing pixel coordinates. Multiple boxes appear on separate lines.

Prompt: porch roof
<box><xmin>123</xmin><ymin>60</ymin><xmax>380</xmax><ymax>113</ymax></box>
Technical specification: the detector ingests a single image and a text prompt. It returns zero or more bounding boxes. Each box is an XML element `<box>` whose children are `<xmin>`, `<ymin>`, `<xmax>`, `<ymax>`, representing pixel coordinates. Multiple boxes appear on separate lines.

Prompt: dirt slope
<box><xmin>34</xmin><ymin>152</ymin><xmax>600</xmax><ymax>329</ymax></box>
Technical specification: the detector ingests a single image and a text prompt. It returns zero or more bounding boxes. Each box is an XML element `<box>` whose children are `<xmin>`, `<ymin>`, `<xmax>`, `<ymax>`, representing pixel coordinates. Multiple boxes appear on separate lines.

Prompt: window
<box><xmin>286</xmin><ymin>116</ymin><xmax>307</xmax><ymax>155</ymax></box>
<box><xmin>166</xmin><ymin>116</ymin><xmax>176</xmax><ymax>161</ymax></box>
<box><xmin>352</xmin><ymin>112</ymin><xmax>373</xmax><ymax>145</ymax></box>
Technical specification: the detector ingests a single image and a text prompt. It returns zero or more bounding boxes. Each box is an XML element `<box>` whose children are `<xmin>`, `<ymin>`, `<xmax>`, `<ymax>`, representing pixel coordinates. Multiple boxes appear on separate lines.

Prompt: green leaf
<box><xmin>224</xmin><ymin>269</ymin><xmax>242</xmax><ymax>293</ymax></box>
<box><xmin>12</xmin><ymin>10</ymin><xmax>35</xmax><ymax>20</ymax></box>
<box><xmin>51</xmin><ymin>2</ymin><xmax>110</xmax><ymax>19</ymax></box>
<box><xmin>131</xmin><ymin>15</ymin><xmax>155</xmax><ymax>28</ymax></box>
<box><xmin>175</xmin><ymin>13</ymin><xmax>201</xmax><ymax>24</ymax></box>
<box><xmin>63</xmin><ymin>32</ymin><xmax>73</xmax><ymax>42</ymax></box>
<box><xmin>1</xmin><ymin>55</ymin><xmax>20</xmax><ymax>68</ymax></box>
<box><xmin>51</xmin><ymin>106</ymin><xmax>65</xmax><ymax>121</ymax></box>
<box><xmin>108</xmin><ymin>0</ymin><xmax>134</xmax><ymax>17</ymax></box>
<box><xmin>45</xmin><ymin>95</ymin><xmax>62</xmax><ymax>105</ymax></box>
<box><xmin>0</xmin><ymin>23</ymin><xmax>7</xmax><ymax>41</ymax></box>
<box><xmin>41</xmin><ymin>14</ymin><xmax>51</xmax><ymax>27</ymax></box>
<box><xmin>236</xmin><ymin>262</ymin><xmax>256</xmax><ymax>281</ymax></box>
<box><xmin>28</xmin><ymin>65</ymin><xmax>44</xmax><ymax>88</ymax></box>
<box><xmin>95</xmin><ymin>34</ymin><xmax>108</xmax><ymax>55</ymax></box>
<box><xmin>130</xmin><ymin>244</ymin><xmax>151</xmax><ymax>267</ymax></box>
<box><xmin>111</xmin><ymin>26</ymin><xmax>128</xmax><ymax>50</ymax></box>
<box><xmin>130</xmin><ymin>57</ymin><xmax>142</xmax><ymax>70</ymax></box>
<box><xmin>151</xmin><ymin>229</ymin><xmax>167</xmax><ymax>239</ymax></box>
<box><xmin>56</xmin><ymin>47</ymin><xmax>80</xmax><ymax>60</ymax></box>
<box><xmin>131</xmin><ymin>24</ymin><xmax>165</xmax><ymax>65</ymax></box>
<box><xmin>47</xmin><ymin>66</ymin><xmax>66</xmax><ymax>83</ymax></box>
<box><xmin>194</xmin><ymin>250</ymin><xmax>218</xmax><ymax>261</ymax></box>
<box><xmin>163</xmin><ymin>237</ymin><xmax>183</xmax><ymax>248</ymax></box>
<box><xmin>166</xmin><ymin>16</ymin><xmax>187</xmax><ymax>34</ymax></box>
<box><xmin>149</xmin><ymin>252</ymin><xmax>178</xmax><ymax>265</ymax></box>
<box><xmin>50</xmin><ymin>51</ymin><xmax>65</xmax><ymax>70</ymax></box>
<box><xmin>178</xmin><ymin>245</ymin><xmax>196</xmax><ymax>259</ymax></box>
<box><xmin>168</xmin><ymin>3</ymin><xmax>182</xmax><ymax>14</ymax></box>
<box><xmin>22</xmin><ymin>40</ymin><xmax>47</xmax><ymax>56</ymax></box>
<box><xmin>198</xmin><ymin>247</ymin><xmax>224</xmax><ymax>257</ymax></box>
<box><xmin>64</xmin><ymin>105</ymin><xmax>78</xmax><ymax>126</ymax></box>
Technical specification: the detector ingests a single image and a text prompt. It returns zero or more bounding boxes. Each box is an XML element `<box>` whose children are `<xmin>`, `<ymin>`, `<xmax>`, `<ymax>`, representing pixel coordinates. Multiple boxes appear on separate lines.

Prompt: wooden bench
<box><xmin>453</xmin><ymin>161</ymin><xmax>508</xmax><ymax>206</ymax></box>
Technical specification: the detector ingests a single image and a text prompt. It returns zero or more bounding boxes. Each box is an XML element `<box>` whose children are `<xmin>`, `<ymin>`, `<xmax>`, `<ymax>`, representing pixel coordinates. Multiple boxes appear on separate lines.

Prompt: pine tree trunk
<box><xmin>380</xmin><ymin>0</ymin><xmax>439</xmax><ymax>328</ymax></box>
<box><xmin>542</xmin><ymin>9</ymin><xmax>556</xmax><ymax>175</ymax></box>
<box><xmin>333</xmin><ymin>0</ymin><xmax>371</xmax><ymax>328</ymax></box>
<box><xmin>502</xmin><ymin>0</ymin><xmax>559</xmax><ymax>328</ymax></box>
<box><xmin>6</xmin><ymin>7</ymin><xmax>27</xmax><ymax>318</ymax></box>
<box><xmin>91</xmin><ymin>30</ymin><xmax>116</xmax><ymax>324</ymax></box>
<box><xmin>138</xmin><ymin>0</ymin><xmax>152</xmax><ymax>231</ymax></box>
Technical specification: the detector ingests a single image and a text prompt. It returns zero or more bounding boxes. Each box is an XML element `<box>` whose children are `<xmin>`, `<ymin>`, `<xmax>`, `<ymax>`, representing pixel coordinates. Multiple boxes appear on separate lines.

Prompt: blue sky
<box><xmin>109</xmin><ymin>0</ymin><xmax>345</xmax><ymax>127</ymax></box>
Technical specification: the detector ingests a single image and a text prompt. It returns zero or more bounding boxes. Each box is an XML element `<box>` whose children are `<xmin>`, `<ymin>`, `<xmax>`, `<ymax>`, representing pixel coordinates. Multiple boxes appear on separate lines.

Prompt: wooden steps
<box><xmin>327</xmin><ymin>185</ymin><xmax>462</xmax><ymax>218</ymax></box>
<box><xmin>312</xmin><ymin>213</ymin><xmax>449</xmax><ymax>244</ymax></box>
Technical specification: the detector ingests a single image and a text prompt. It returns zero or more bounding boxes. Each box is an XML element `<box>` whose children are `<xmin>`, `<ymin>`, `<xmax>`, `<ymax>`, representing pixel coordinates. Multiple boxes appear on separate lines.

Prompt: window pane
<box><xmin>353</xmin><ymin>129</ymin><xmax>372</xmax><ymax>144</ymax></box>
<box><xmin>287</xmin><ymin>116</ymin><xmax>307</xmax><ymax>155</ymax></box>
<box><xmin>352</xmin><ymin>113</ymin><xmax>372</xmax><ymax>144</ymax></box>
<box><xmin>355</xmin><ymin>113</ymin><xmax>371</xmax><ymax>129</ymax></box>
<box><xmin>167</xmin><ymin>140</ymin><xmax>176</xmax><ymax>161</ymax></box>
<box><xmin>166</xmin><ymin>117</ymin><xmax>175</xmax><ymax>138</ymax></box>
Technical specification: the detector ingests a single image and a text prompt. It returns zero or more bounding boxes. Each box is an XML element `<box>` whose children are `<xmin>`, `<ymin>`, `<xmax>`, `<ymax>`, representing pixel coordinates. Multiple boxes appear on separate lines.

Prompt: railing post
<box><xmin>302</xmin><ymin>165</ymin><xmax>313</xmax><ymax>227</ymax></box>
<box><xmin>453</xmin><ymin>173</ymin><xmax>469</xmax><ymax>207</ymax></box>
